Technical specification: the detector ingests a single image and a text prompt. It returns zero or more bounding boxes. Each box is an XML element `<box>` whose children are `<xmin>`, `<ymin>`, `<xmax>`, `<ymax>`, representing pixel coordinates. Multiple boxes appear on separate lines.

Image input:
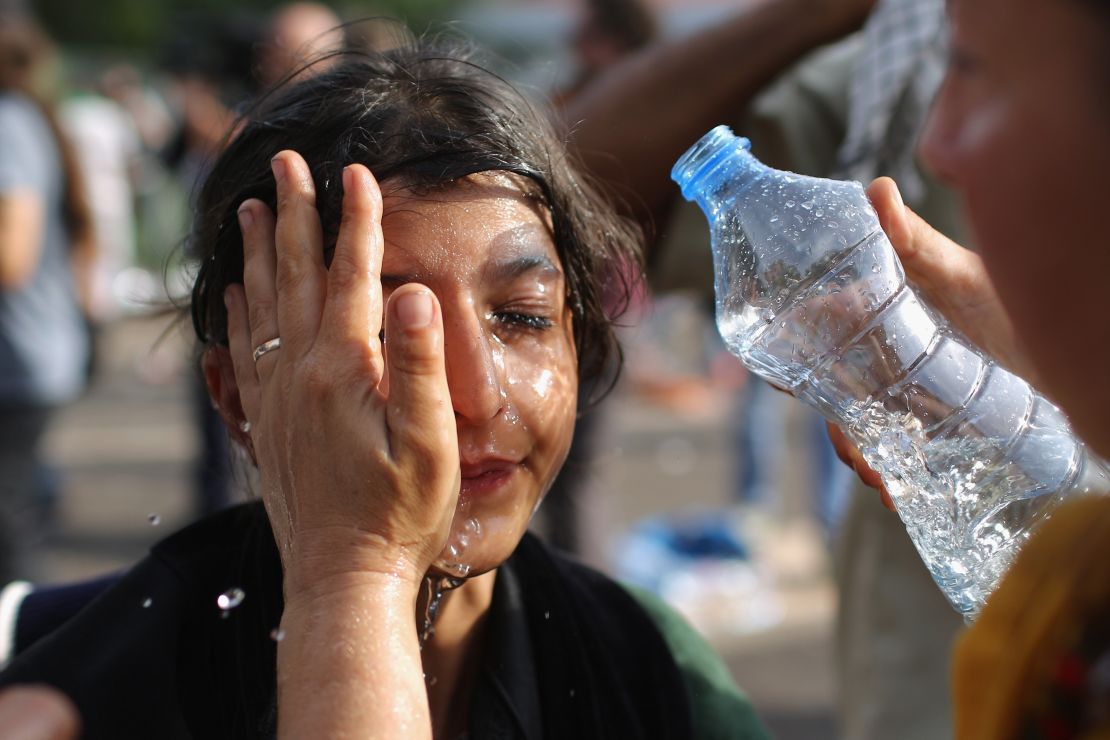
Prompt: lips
<box><xmin>459</xmin><ymin>458</ymin><xmax>520</xmax><ymax>495</ymax></box>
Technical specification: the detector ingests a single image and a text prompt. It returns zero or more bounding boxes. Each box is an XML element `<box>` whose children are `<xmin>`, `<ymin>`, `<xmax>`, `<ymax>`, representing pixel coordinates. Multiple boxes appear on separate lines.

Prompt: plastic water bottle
<box><xmin>671</xmin><ymin>125</ymin><xmax>1110</xmax><ymax>617</ymax></box>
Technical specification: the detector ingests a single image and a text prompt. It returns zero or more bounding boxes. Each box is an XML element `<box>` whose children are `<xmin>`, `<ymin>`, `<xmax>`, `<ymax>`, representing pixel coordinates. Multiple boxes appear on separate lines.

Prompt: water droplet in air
<box><xmin>270</xmin><ymin>628</ymin><xmax>286</xmax><ymax>642</ymax></box>
<box><xmin>569</xmin><ymin>689</ymin><xmax>576</xmax><ymax>698</ymax></box>
<box><xmin>142</xmin><ymin>597</ymin><xmax>153</xmax><ymax>608</ymax></box>
<box><xmin>240</xmin><ymin>420</ymin><xmax>251</xmax><ymax>434</ymax></box>
<box><xmin>544</xmin><ymin>611</ymin><xmax>551</xmax><ymax>620</ymax></box>
<box><xmin>217</xmin><ymin>587</ymin><xmax>246</xmax><ymax>612</ymax></box>
<box><xmin>147</xmin><ymin>513</ymin><xmax>161</xmax><ymax>526</ymax></box>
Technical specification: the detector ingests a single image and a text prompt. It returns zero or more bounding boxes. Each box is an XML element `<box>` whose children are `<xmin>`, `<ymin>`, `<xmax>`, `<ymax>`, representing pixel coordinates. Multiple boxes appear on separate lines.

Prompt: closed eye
<box><xmin>494</xmin><ymin>311</ymin><xmax>554</xmax><ymax>331</ymax></box>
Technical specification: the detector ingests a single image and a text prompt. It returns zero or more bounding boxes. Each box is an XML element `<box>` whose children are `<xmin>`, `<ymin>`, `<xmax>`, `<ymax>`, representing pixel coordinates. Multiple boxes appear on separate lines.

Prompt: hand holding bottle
<box><xmin>830</xmin><ymin>178</ymin><xmax>1039</xmax><ymax>506</ymax></box>
<box><xmin>673</xmin><ymin>127</ymin><xmax>1109</xmax><ymax>615</ymax></box>
<box><xmin>865</xmin><ymin>178</ymin><xmax>1035</xmax><ymax>383</ymax></box>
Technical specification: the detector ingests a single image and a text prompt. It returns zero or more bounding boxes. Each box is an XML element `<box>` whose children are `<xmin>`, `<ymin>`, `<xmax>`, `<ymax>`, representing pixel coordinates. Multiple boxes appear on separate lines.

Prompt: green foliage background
<box><xmin>33</xmin><ymin>0</ymin><xmax>469</xmax><ymax>51</ymax></box>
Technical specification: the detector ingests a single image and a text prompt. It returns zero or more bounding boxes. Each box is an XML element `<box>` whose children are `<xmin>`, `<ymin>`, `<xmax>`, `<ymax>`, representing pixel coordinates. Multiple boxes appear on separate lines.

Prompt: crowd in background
<box><xmin>0</xmin><ymin>0</ymin><xmax>1107</xmax><ymax>738</ymax></box>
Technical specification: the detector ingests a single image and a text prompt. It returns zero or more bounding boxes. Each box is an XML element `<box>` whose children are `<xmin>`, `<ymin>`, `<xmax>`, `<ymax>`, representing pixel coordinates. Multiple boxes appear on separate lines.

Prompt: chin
<box><xmin>432</xmin><ymin>512</ymin><xmax>532</xmax><ymax>579</ymax></box>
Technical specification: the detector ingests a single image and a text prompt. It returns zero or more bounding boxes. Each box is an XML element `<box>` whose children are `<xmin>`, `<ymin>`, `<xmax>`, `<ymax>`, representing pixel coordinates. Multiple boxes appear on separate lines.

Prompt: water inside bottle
<box><xmin>717</xmin><ymin>236</ymin><xmax>1110</xmax><ymax>616</ymax></box>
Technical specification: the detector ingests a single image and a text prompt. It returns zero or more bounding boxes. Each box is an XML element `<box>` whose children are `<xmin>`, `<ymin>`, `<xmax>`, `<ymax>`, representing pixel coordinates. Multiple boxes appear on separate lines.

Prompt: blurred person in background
<box><xmin>552</xmin><ymin>0</ymin><xmax>658</xmax><ymax>107</ymax></box>
<box><xmin>163</xmin><ymin>3</ymin><xmax>344</xmax><ymax>520</ymax></box>
<box><xmin>59</xmin><ymin>73</ymin><xmax>142</xmax><ymax>327</ymax></box>
<box><xmin>562</xmin><ymin>0</ymin><xmax>967</xmax><ymax>736</ymax></box>
<box><xmin>253</xmin><ymin>2</ymin><xmax>343</xmax><ymax>89</ymax></box>
<box><xmin>539</xmin><ymin>0</ymin><xmax>659</xmax><ymax>557</ymax></box>
<box><xmin>0</xmin><ymin>10</ymin><xmax>92</xmax><ymax>582</ymax></box>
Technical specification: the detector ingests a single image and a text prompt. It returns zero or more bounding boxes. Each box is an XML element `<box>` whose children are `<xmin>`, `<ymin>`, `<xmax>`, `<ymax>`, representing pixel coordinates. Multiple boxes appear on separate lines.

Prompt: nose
<box><xmin>917</xmin><ymin>86</ymin><xmax>958</xmax><ymax>185</ymax></box>
<box><xmin>443</xmin><ymin>309</ymin><xmax>507</xmax><ymax>424</ymax></box>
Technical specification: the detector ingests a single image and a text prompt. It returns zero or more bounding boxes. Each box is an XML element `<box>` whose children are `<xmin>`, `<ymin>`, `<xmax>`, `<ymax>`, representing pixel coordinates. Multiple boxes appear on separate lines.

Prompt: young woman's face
<box><xmin>919</xmin><ymin>0</ymin><xmax>1110</xmax><ymax>452</ymax></box>
<box><xmin>378</xmin><ymin>173</ymin><xmax>578</xmax><ymax>575</ymax></box>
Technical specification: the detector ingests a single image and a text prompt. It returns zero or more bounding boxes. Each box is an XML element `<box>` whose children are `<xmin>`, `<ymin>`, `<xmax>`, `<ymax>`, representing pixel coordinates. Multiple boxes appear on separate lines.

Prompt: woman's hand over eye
<box><xmin>222</xmin><ymin>151</ymin><xmax>460</xmax><ymax>600</ymax></box>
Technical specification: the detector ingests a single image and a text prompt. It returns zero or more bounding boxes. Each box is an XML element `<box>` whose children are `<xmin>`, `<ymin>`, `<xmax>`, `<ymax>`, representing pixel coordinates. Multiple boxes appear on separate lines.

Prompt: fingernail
<box><xmin>342</xmin><ymin>165</ymin><xmax>353</xmax><ymax>193</ymax></box>
<box><xmin>395</xmin><ymin>290</ymin><xmax>433</xmax><ymax>329</ymax></box>
<box><xmin>237</xmin><ymin>202</ymin><xmax>253</xmax><ymax>230</ymax></box>
<box><xmin>223</xmin><ymin>287</ymin><xmax>233</xmax><ymax>310</ymax></box>
<box><xmin>271</xmin><ymin>156</ymin><xmax>286</xmax><ymax>183</ymax></box>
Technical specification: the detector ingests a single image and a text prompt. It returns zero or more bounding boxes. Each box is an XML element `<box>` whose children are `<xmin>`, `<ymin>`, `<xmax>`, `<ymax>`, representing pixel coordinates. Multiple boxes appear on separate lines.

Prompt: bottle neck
<box><xmin>671</xmin><ymin>126</ymin><xmax>769</xmax><ymax>212</ymax></box>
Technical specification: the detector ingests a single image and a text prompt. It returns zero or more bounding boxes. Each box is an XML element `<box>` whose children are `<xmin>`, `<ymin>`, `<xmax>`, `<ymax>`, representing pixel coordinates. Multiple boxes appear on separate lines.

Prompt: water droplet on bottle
<box><xmin>870</xmin><ymin>264</ymin><xmax>880</xmax><ymax>273</ymax></box>
<box><xmin>141</xmin><ymin>597</ymin><xmax>153</xmax><ymax>608</ymax></box>
<box><xmin>217</xmin><ymin>587</ymin><xmax>246</xmax><ymax>612</ymax></box>
<box><xmin>270</xmin><ymin>628</ymin><xmax>286</xmax><ymax>642</ymax></box>
<box><xmin>829</xmin><ymin>220</ymin><xmax>840</xmax><ymax>228</ymax></box>
<box><xmin>815</xmin><ymin>209</ymin><xmax>824</xmax><ymax>217</ymax></box>
<box><xmin>769</xmin><ymin>215</ymin><xmax>780</xmax><ymax>224</ymax></box>
<box><xmin>785</xmin><ymin>199</ymin><xmax>796</xmax><ymax>208</ymax></box>
<box><xmin>801</xmin><ymin>200</ymin><xmax>814</xmax><ymax>210</ymax></box>
<box><xmin>147</xmin><ymin>513</ymin><xmax>161</xmax><ymax>526</ymax></box>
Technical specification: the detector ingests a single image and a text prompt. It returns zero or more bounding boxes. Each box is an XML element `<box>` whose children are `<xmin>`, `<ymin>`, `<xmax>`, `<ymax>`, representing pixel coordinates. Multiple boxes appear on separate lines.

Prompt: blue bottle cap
<box><xmin>671</xmin><ymin>125</ymin><xmax>752</xmax><ymax>201</ymax></box>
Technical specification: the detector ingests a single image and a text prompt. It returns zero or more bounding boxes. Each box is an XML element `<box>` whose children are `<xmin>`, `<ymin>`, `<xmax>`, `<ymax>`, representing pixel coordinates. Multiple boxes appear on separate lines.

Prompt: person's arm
<box><xmin>217</xmin><ymin>153</ymin><xmax>458</xmax><ymax>738</ymax></box>
<box><xmin>0</xmin><ymin>191</ymin><xmax>45</xmax><ymax>289</ymax></box>
<box><xmin>563</xmin><ymin>0</ymin><xmax>875</xmax><ymax>227</ymax></box>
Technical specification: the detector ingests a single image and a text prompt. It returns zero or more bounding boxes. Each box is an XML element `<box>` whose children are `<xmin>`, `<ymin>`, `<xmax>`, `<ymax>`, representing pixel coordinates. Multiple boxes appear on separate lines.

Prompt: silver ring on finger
<box><xmin>252</xmin><ymin>337</ymin><xmax>282</xmax><ymax>364</ymax></box>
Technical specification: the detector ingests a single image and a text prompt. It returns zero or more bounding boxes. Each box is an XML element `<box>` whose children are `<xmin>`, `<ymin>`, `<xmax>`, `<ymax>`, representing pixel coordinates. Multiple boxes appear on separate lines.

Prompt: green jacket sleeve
<box><xmin>622</xmin><ymin>583</ymin><xmax>773</xmax><ymax>740</ymax></box>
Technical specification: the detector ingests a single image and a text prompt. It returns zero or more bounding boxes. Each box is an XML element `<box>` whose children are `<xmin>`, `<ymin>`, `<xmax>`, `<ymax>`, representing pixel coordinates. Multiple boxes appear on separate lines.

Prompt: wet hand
<box><xmin>222</xmin><ymin>151</ymin><xmax>459</xmax><ymax>597</ymax></box>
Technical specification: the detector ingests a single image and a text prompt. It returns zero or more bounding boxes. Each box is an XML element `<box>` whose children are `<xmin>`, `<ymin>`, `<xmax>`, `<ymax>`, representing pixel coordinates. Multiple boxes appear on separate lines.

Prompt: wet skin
<box><xmin>376</xmin><ymin>173</ymin><xmax>578</xmax><ymax>576</ymax></box>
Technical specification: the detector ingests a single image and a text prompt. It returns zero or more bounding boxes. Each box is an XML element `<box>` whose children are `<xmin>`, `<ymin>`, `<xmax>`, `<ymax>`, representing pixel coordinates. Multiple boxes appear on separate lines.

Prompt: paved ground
<box><xmin>38</xmin><ymin>314</ymin><xmax>840</xmax><ymax>739</ymax></box>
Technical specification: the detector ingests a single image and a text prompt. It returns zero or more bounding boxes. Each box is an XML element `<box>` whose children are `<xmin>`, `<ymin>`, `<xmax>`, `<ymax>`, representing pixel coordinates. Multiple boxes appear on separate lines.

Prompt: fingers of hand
<box><xmin>224</xmin><ymin>284</ymin><xmax>263</xmax><ymax>425</ymax></box>
<box><xmin>272</xmin><ymin>151</ymin><xmax>327</xmax><ymax>356</ymax></box>
<box><xmin>867</xmin><ymin>176</ymin><xmax>973</xmax><ymax>293</ymax></box>
<box><xmin>383</xmin><ymin>286</ymin><xmax>457</xmax><ymax>468</ymax></box>
<box><xmin>867</xmin><ymin>177</ymin><xmax>916</xmax><ymax>259</ymax></box>
<box><xmin>319</xmin><ymin>164</ymin><xmax>386</xmax><ymax>381</ymax></box>
<box><xmin>238</xmin><ymin>199</ymin><xmax>280</xmax><ymax>373</ymax></box>
<box><xmin>826</xmin><ymin>422</ymin><xmax>892</xmax><ymax>509</ymax></box>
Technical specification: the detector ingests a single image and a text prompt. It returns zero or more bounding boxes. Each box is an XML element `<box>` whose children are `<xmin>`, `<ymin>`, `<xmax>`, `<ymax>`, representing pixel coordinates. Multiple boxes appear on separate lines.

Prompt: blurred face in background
<box><xmin>919</xmin><ymin>0</ymin><xmax>1110</xmax><ymax>454</ymax></box>
<box><xmin>255</xmin><ymin>2</ymin><xmax>343</xmax><ymax>87</ymax></box>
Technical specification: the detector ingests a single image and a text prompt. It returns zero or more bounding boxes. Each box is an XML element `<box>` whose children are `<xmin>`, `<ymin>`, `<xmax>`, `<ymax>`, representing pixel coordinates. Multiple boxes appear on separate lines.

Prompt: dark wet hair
<box><xmin>189</xmin><ymin>36</ymin><xmax>642</xmax><ymax>397</ymax></box>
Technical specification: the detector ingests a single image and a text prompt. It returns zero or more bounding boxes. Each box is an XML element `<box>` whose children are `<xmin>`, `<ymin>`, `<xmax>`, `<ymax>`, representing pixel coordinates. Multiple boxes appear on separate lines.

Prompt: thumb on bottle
<box><xmin>867</xmin><ymin>177</ymin><xmax>917</xmax><ymax>261</ymax></box>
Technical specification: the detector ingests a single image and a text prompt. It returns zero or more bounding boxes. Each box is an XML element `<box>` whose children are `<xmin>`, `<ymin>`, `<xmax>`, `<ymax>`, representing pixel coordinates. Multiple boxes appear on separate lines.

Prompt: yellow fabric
<box><xmin>953</xmin><ymin>495</ymin><xmax>1110</xmax><ymax>739</ymax></box>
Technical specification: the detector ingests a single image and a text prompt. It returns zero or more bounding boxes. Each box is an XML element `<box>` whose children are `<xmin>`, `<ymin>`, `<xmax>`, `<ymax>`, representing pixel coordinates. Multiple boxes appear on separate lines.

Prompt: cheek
<box><xmin>504</xmin><ymin>333</ymin><xmax>578</xmax><ymax>464</ymax></box>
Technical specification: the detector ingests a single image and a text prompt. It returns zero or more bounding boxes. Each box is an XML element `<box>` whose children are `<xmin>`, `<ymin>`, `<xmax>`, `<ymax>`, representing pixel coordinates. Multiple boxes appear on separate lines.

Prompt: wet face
<box><xmin>378</xmin><ymin>173</ymin><xmax>578</xmax><ymax>576</ymax></box>
<box><xmin>919</xmin><ymin>0</ymin><xmax>1110</xmax><ymax>452</ymax></box>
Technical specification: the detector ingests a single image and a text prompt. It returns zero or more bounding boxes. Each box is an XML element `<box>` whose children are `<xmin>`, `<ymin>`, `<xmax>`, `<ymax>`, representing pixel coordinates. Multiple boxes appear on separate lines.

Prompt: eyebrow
<box><xmin>484</xmin><ymin>254</ymin><xmax>562</xmax><ymax>284</ymax></box>
<box><xmin>380</xmin><ymin>255</ymin><xmax>562</xmax><ymax>289</ymax></box>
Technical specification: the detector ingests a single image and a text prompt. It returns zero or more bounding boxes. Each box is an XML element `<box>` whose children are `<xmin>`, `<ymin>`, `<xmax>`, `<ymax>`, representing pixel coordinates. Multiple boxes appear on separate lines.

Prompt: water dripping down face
<box><xmin>377</xmin><ymin>173</ymin><xmax>578</xmax><ymax>577</ymax></box>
